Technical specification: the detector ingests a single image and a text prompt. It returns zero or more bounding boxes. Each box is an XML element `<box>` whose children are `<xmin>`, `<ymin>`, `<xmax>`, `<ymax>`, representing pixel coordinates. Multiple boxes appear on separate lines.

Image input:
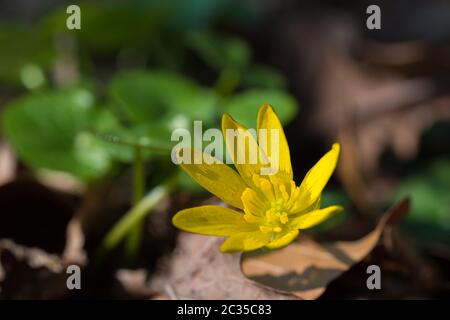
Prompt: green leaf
<box><xmin>109</xmin><ymin>70</ymin><xmax>219</xmax><ymax>124</ymax></box>
<box><xmin>225</xmin><ymin>89</ymin><xmax>298</xmax><ymax>128</ymax></box>
<box><xmin>0</xmin><ymin>24</ymin><xmax>53</xmax><ymax>86</ymax></box>
<box><xmin>241</xmin><ymin>65</ymin><xmax>287</xmax><ymax>89</ymax></box>
<box><xmin>87</xmin><ymin>107</ymin><xmax>135</xmax><ymax>163</ymax></box>
<box><xmin>97</xmin><ymin>183</ymin><xmax>171</xmax><ymax>261</ymax></box>
<box><xmin>394</xmin><ymin>158</ymin><xmax>450</xmax><ymax>245</ymax></box>
<box><xmin>90</xmin><ymin>108</ymin><xmax>174</xmax><ymax>163</ymax></box>
<box><xmin>185</xmin><ymin>31</ymin><xmax>251</xmax><ymax>71</ymax></box>
<box><xmin>128</xmin><ymin>123</ymin><xmax>174</xmax><ymax>155</ymax></box>
<box><xmin>2</xmin><ymin>89</ymin><xmax>111</xmax><ymax>181</ymax></box>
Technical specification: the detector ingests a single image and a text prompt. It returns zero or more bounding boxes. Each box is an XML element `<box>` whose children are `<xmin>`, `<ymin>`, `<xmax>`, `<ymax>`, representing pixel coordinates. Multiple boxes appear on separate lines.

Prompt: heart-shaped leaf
<box><xmin>185</xmin><ymin>31</ymin><xmax>251</xmax><ymax>70</ymax></box>
<box><xmin>394</xmin><ymin>159</ymin><xmax>450</xmax><ymax>245</ymax></box>
<box><xmin>2</xmin><ymin>89</ymin><xmax>111</xmax><ymax>181</ymax></box>
<box><xmin>109</xmin><ymin>70</ymin><xmax>219</xmax><ymax>125</ymax></box>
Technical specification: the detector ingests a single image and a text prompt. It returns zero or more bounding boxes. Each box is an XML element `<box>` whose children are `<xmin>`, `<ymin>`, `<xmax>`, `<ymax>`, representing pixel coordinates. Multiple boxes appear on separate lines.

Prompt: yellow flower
<box><xmin>172</xmin><ymin>104</ymin><xmax>342</xmax><ymax>253</ymax></box>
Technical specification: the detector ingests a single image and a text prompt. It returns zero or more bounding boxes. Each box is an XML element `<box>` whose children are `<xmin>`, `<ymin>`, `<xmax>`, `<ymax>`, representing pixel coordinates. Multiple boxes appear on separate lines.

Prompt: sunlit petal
<box><xmin>178</xmin><ymin>148</ymin><xmax>247</xmax><ymax>209</ymax></box>
<box><xmin>257</xmin><ymin>104</ymin><xmax>292</xmax><ymax>181</ymax></box>
<box><xmin>222</xmin><ymin>113</ymin><xmax>269</xmax><ymax>186</ymax></box>
<box><xmin>296</xmin><ymin>143</ymin><xmax>340</xmax><ymax>210</ymax></box>
<box><xmin>290</xmin><ymin>205</ymin><xmax>343</xmax><ymax>230</ymax></box>
<box><xmin>241</xmin><ymin>188</ymin><xmax>267</xmax><ymax>217</ymax></box>
<box><xmin>172</xmin><ymin>205</ymin><xmax>258</xmax><ymax>236</ymax></box>
<box><xmin>266</xmin><ymin>230</ymin><xmax>299</xmax><ymax>250</ymax></box>
<box><xmin>220</xmin><ymin>231</ymin><xmax>271</xmax><ymax>252</ymax></box>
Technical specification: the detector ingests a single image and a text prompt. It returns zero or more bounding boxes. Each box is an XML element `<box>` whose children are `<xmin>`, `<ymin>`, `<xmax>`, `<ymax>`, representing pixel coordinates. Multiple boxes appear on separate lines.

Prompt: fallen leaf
<box><xmin>0</xmin><ymin>179</ymin><xmax>87</xmax><ymax>299</ymax></box>
<box><xmin>241</xmin><ymin>199</ymin><xmax>410</xmax><ymax>299</ymax></box>
<box><xmin>0</xmin><ymin>179</ymin><xmax>77</xmax><ymax>254</ymax></box>
<box><xmin>35</xmin><ymin>169</ymin><xmax>86</xmax><ymax>195</ymax></box>
<box><xmin>0</xmin><ymin>141</ymin><xmax>15</xmax><ymax>187</ymax></box>
<box><xmin>0</xmin><ymin>239</ymin><xmax>67</xmax><ymax>299</ymax></box>
<box><xmin>149</xmin><ymin>233</ymin><xmax>297</xmax><ymax>300</ymax></box>
<box><xmin>115</xmin><ymin>269</ymin><xmax>156</xmax><ymax>299</ymax></box>
<box><xmin>62</xmin><ymin>217</ymin><xmax>87</xmax><ymax>266</ymax></box>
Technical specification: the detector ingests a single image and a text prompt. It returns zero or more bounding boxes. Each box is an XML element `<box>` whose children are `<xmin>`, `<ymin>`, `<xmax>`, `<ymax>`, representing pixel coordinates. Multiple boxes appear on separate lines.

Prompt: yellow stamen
<box><xmin>273</xmin><ymin>226</ymin><xmax>282</xmax><ymax>233</ymax></box>
<box><xmin>260</xmin><ymin>226</ymin><xmax>273</xmax><ymax>233</ymax></box>
<box><xmin>265</xmin><ymin>209</ymin><xmax>277</xmax><ymax>222</ymax></box>
<box><xmin>280</xmin><ymin>212</ymin><xmax>288</xmax><ymax>224</ymax></box>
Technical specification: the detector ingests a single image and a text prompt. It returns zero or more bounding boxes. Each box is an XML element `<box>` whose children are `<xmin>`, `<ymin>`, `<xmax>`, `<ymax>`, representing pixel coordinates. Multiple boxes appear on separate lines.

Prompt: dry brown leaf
<box><xmin>0</xmin><ymin>179</ymin><xmax>87</xmax><ymax>299</ymax></box>
<box><xmin>150</xmin><ymin>200</ymin><xmax>409</xmax><ymax>300</ymax></box>
<box><xmin>62</xmin><ymin>217</ymin><xmax>87</xmax><ymax>266</ymax></box>
<box><xmin>0</xmin><ymin>229</ymin><xmax>87</xmax><ymax>299</ymax></box>
<box><xmin>35</xmin><ymin>169</ymin><xmax>86</xmax><ymax>195</ymax></box>
<box><xmin>0</xmin><ymin>239</ymin><xmax>67</xmax><ymax>299</ymax></box>
<box><xmin>242</xmin><ymin>199</ymin><xmax>410</xmax><ymax>300</ymax></box>
<box><xmin>0</xmin><ymin>141</ymin><xmax>15</xmax><ymax>187</ymax></box>
<box><xmin>115</xmin><ymin>269</ymin><xmax>156</xmax><ymax>299</ymax></box>
<box><xmin>149</xmin><ymin>233</ymin><xmax>297</xmax><ymax>300</ymax></box>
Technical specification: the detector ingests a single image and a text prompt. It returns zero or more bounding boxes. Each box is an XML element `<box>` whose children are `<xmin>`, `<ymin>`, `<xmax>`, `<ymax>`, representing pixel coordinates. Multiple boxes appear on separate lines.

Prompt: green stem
<box><xmin>95</xmin><ymin>183</ymin><xmax>172</xmax><ymax>262</ymax></box>
<box><xmin>214</xmin><ymin>68</ymin><xmax>240</xmax><ymax>98</ymax></box>
<box><xmin>133</xmin><ymin>146</ymin><xmax>145</xmax><ymax>205</ymax></box>
<box><xmin>94</xmin><ymin>131</ymin><xmax>171</xmax><ymax>154</ymax></box>
<box><xmin>125</xmin><ymin>146</ymin><xmax>145</xmax><ymax>261</ymax></box>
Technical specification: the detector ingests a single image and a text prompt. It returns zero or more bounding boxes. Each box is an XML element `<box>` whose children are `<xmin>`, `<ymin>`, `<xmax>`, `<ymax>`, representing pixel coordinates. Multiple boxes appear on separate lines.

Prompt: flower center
<box><xmin>257</xmin><ymin>199</ymin><xmax>289</xmax><ymax>233</ymax></box>
<box><xmin>243</xmin><ymin>174</ymin><xmax>305</xmax><ymax>234</ymax></box>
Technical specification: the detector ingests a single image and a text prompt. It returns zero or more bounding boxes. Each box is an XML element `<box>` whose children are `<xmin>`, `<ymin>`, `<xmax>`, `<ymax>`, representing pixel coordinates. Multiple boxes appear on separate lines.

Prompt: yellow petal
<box><xmin>296</xmin><ymin>143</ymin><xmax>340</xmax><ymax>210</ymax></box>
<box><xmin>241</xmin><ymin>188</ymin><xmax>267</xmax><ymax>217</ymax></box>
<box><xmin>220</xmin><ymin>231</ymin><xmax>271</xmax><ymax>252</ymax></box>
<box><xmin>290</xmin><ymin>193</ymin><xmax>322</xmax><ymax>214</ymax></box>
<box><xmin>257</xmin><ymin>104</ymin><xmax>292</xmax><ymax>181</ymax></box>
<box><xmin>290</xmin><ymin>205</ymin><xmax>343</xmax><ymax>230</ymax></box>
<box><xmin>265</xmin><ymin>230</ymin><xmax>299</xmax><ymax>250</ymax></box>
<box><xmin>178</xmin><ymin>148</ymin><xmax>247</xmax><ymax>209</ymax></box>
<box><xmin>172</xmin><ymin>205</ymin><xmax>258</xmax><ymax>236</ymax></box>
<box><xmin>222</xmin><ymin>113</ymin><xmax>268</xmax><ymax>186</ymax></box>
